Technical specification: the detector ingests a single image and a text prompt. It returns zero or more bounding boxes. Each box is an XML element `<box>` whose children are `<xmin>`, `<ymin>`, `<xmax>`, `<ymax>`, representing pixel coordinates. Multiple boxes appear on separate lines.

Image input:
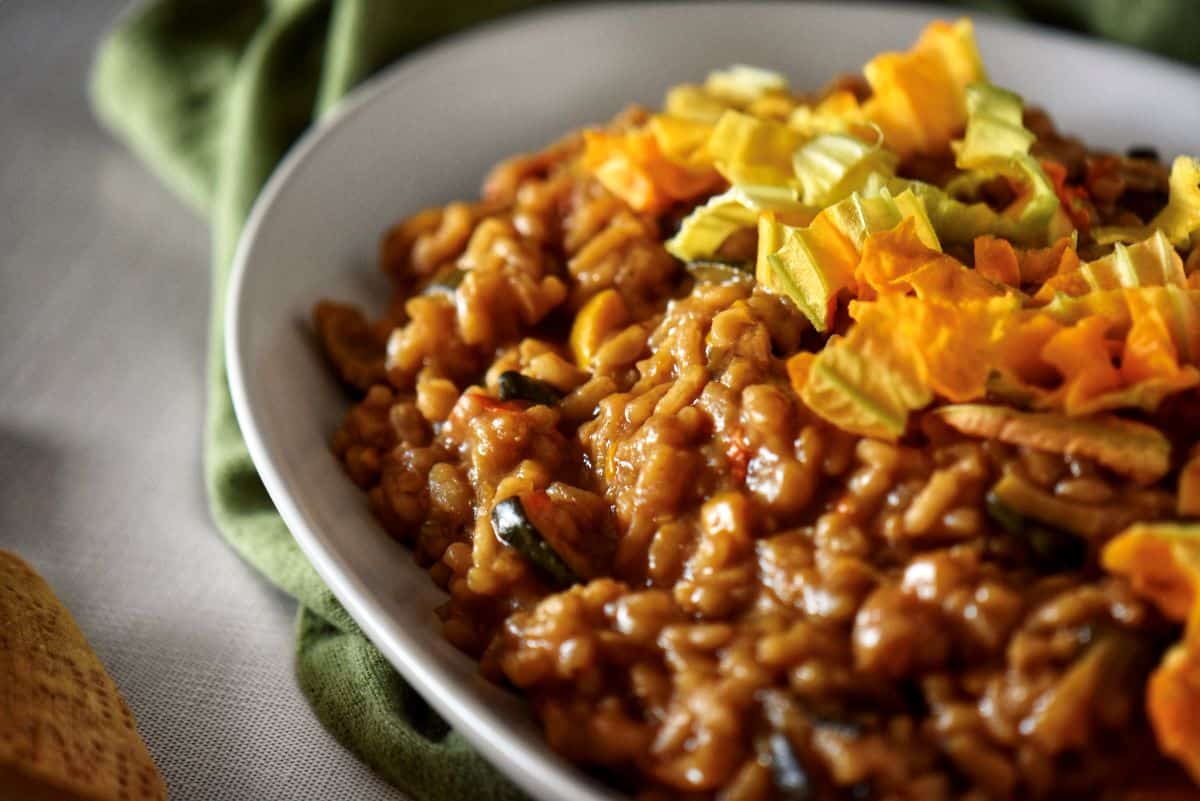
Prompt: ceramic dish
<box><xmin>226</xmin><ymin>4</ymin><xmax>1200</xmax><ymax>799</ymax></box>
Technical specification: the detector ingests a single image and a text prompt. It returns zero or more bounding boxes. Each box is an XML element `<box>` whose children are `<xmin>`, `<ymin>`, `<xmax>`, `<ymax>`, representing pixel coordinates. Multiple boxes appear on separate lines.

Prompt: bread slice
<box><xmin>0</xmin><ymin>550</ymin><xmax>167</xmax><ymax>801</ymax></box>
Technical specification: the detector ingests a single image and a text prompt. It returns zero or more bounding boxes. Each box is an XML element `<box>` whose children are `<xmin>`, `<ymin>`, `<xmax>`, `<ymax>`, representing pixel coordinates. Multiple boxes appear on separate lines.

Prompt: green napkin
<box><xmin>89</xmin><ymin>2</ymin><xmax>1199</xmax><ymax>799</ymax></box>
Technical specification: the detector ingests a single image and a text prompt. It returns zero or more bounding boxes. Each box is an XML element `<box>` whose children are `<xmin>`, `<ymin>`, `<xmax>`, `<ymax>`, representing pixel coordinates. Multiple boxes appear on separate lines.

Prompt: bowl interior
<box><xmin>226</xmin><ymin>5</ymin><xmax>1200</xmax><ymax>800</ymax></box>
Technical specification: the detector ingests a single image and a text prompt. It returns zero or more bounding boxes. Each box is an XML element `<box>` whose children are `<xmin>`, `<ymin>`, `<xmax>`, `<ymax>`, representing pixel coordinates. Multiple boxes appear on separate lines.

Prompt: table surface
<box><xmin>0</xmin><ymin>2</ymin><xmax>408</xmax><ymax>798</ymax></box>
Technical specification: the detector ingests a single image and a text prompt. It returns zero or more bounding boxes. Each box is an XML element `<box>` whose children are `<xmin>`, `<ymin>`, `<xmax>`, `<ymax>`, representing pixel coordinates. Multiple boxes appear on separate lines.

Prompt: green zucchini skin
<box><xmin>766</xmin><ymin>732</ymin><xmax>818</xmax><ymax>801</ymax></box>
<box><xmin>491</xmin><ymin>496</ymin><xmax>577</xmax><ymax>587</ymax></box>
<box><xmin>985</xmin><ymin>491</ymin><xmax>1087</xmax><ymax>572</ymax></box>
<box><xmin>423</xmin><ymin>266</ymin><xmax>467</xmax><ymax>296</ymax></box>
<box><xmin>497</xmin><ymin>371</ymin><xmax>563</xmax><ymax>406</ymax></box>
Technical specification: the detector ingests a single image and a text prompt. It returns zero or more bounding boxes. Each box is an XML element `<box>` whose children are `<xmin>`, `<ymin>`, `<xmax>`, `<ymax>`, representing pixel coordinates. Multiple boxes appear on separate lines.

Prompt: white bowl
<box><xmin>226</xmin><ymin>4</ymin><xmax>1200</xmax><ymax>799</ymax></box>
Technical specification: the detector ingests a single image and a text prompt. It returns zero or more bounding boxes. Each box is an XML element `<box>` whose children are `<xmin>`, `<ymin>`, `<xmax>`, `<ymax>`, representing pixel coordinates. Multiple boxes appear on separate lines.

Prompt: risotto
<box><xmin>314</xmin><ymin>19</ymin><xmax>1200</xmax><ymax>801</ymax></box>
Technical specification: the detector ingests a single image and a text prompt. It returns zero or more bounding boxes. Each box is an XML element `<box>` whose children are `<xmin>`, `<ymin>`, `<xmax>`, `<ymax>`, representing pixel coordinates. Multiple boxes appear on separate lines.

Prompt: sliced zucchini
<box><xmin>990</xmin><ymin>470</ymin><xmax>1114</xmax><ymax>539</ymax></box>
<box><xmin>1126</xmin><ymin>146</ymin><xmax>1159</xmax><ymax>162</ymax></box>
<box><xmin>985</xmin><ymin>490</ymin><xmax>1087</xmax><ymax>572</ymax></box>
<box><xmin>810</xmin><ymin>715</ymin><xmax>865</xmax><ymax>738</ymax></box>
<box><xmin>932</xmin><ymin>404</ymin><xmax>1170</xmax><ymax>487</ymax></box>
<box><xmin>422</xmin><ymin>266</ymin><xmax>467</xmax><ymax>296</ymax></box>
<box><xmin>497</xmin><ymin>371</ymin><xmax>563</xmax><ymax>406</ymax></box>
<box><xmin>766</xmin><ymin>732</ymin><xmax>818</xmax><ymax>801</ymax></box>
<box><xmin>491</xmin><ymin>496</ymin><xmax>577</xmax><ymax>587</ymax></box>
<box><xmin>984</xmin><ymin>491</ymin><xmax>1025</xmax><ymax>534</ymax></box>
<box><xmin>1024</xmin><ymin>628</ymin><xmax>1148</xmax><ymax>749</ymax></box>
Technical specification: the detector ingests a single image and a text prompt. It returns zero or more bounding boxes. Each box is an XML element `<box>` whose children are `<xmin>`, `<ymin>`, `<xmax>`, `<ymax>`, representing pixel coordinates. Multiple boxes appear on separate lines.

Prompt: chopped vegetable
<box><xmin>1118</xmin><ymin>287</ymin><xmax>1200</xmax><ymax>400</ymax></box>
<box><xmin>855</xmin><ymin>217</ymin><xmax>993</xmax><ymax>302</ymax></box>
<box><xmin>1090</xmin><ymin>225</ymin><xmax>1154</xmax><ymax>246</ymax></box>
<box><xmin>704</xmin><ymin>64</ymin><xmax>789</xmax><ymax>104</ymax></box>
<box><xmin>973</xmin><ymin>235</ymin><xmax>1021</xmax><ymax>286</ymax></box>
<box><xmin>792</xmin><ymin>133</ymin><xmax>897</xmax><ymax>207</ymax></box>
<box><xmin>491</xmin><ymin>496</ymin><xmax>578</xmax><ymax>587</ymax></box>
<box><xmin>1102</xmin><ymin>521</ymin><xmax>1200</xmax><ymax>783</ymax></box>
<box><xmin>664</xmin><ymin>83</ymin><xmax>731</xmax><ymax>123</ymax></box>
<box><xmin>1034</xmin><ymin>230</ymin><xmax>1186</xmax><ymax>300</ymax></box>
<box><xmin>948</xmin><ymin>82</ymin><xmax>1057</xmax><ymax>229</ymax></box>
<box><xmin>764</xmin><ymin>213</ymin><xmax>859</xmax><ymax>331</ymax></box>
<box><xmin>951</xmin><ymin>81</ymin><xmax>1034</xmax><ymax>165</ymax></box>
<box><xmin>1013</xmin><ymin>286</ymin><xmax>1200</xmax><ymax>416</ymax></box>
<box><xmin>788</xmin><ymin>90</ymin><xmax>867</xmax><ymax>138</ymax></box>
<box><xmin>756</xmin><ymin>211</ymin><xmax>788</xmax><ymax>294</ymax></box>
<box><xmin>423</xmin><ymin>266</ymin><xmax>467</xmax><ymax>295</ymax></box>
<box><xmin>1152</xmin><ymin>156</ymin><xmax>1200</xmax><ymax>248</ymax></box>
<box><xmin>582</xmin><ymin>128</ymin><xmax>722</xmax><ymax>213</ymax></box>
<box><xmin>933</xmin><ymin>404</ymin><xmax>1171</xmax><ymax>485</ymax></box>
<box><xmin>875</xmin><ymin>294</ymin><xmax>1014</xmax><ymax>400</ymax></box>
<box><xmin>760</xmin><ymin>189</ymin><xmax>939</xmax><ymax>330</ymax></box>
<box><xmin>791</xmin><ymin>274</ymin><xmax>1200</xmax><ymax>426</ymax></box>
<box><xmin>991</xmin><ymin>469</ymin><xmax>1112</xmax><ymax>538</ymax></box>
<box><xmin>893</xmin><ymin>82</ymin><xmax>1059</xmax><ymax>247</ymax></box>
<box><xmin>797</xmin><ymin>304</ymin><xmax>933</xmax><ymax>439</ymax></box>
<box><xmin>974</xmin><ymin>233</ymin><xmax>1081</xmax><ymax>289</ymax></box>
<box><xmin>810</xmin><ymin>716</ymin><xmax>866</xmax><ymax>738</ymax></box>
<box><xmin>1021</xmin><ymin>235</ymin><xmax>1082</xmax><ymax>285</ymax></box>
<box><xmin>985</xmin><ymin>492</ymin><xmax>1088</xmax><ymax>572</ymax></box>
<box><xmin>981</xmin><ymin>491</ymin><xmax>1030</xmax><ymax>538</ymax></box>
<box><xmin>769</xmin><ymin>20</ymin><xmax>986</xmax><ymax>158</ymax></box>
<box><xmin>666</xmin><ymin>184</ymin><xmax>807</xmax><ymax>262</ymax></box>
<box><xmin>706</xmin><ymin>110</ymin><xmax>804</xmax><ymax>186</ymax></box>
<box><xmin>649</xmin><ymin>114</ymin><xmax>717</xmax><ymax>166</ymax></box>
<box><xmin>860</xmin><ymin>19</ymin><xmax>985</xmax><ymax>157</ymax></box>
<box><xmin>1128</xmin><ymin>146</ymin><xmax>1161</xmax><ymax>162</ymax></box>
<box><xmin>497</xmin><ymin>371</ymin><xmax>563</xmax><ymax>406</ymax></box>
<box><xmin>1147</xmin><ymin>643</ymin><xmax>1200</xmax><ymax>784</ymax></box>
<box><xmin>766</xmin><ymin>733</ymin><xmax>818</xmax><ymax>801</ymax></box>
<box><xmin>1102</xmin><ymin>522</ymin><xmax>1200</xmax><ymax>623</ymax></box>
<box><xmin>1025</xmin><ymin>629</ymin><xmax>1145</xmax><ymax>753</ymax></box>
<box><xmin>784</xmin><ymin>19</ymin><xmax>984</xmax><ymax>160</ymax></box>
<box><xmin>793</xmin><ymin>292</ymin><xmax>1033</xmax><ymax>436</ymax></box>
<box><xmin>1042</xmin><ymin>159</ymin><xmax>1094</xmax><ymax>230</ymax></box>
<box><xmin>1037</xmin><ymin>287</ymin><xmax>1190</xmax><ymax>352</ymax></box>
<box><xmin>1037</xmin><ymin>315</ymin><xmax>1127</xmax><ymax>412</ymax></box>
<box><xmin>570</xmin><ymin>289</ymin><xmax>629</xmax><ymax>367</ymax></box>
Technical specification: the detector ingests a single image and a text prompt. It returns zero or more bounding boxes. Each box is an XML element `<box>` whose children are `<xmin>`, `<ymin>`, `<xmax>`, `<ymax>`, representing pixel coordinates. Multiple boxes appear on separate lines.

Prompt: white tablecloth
<box><xmin>0</xmin><ymin>2</ymin><xmax>408</xmax><ymax>798</ymax></box>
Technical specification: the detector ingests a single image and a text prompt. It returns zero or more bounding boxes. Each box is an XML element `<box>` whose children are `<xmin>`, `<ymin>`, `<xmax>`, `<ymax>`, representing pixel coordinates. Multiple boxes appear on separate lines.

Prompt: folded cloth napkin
<box><xmin>88</xmin><ymin>1</ymin><xmax>1200</xmax><ymax>799</ymax></box>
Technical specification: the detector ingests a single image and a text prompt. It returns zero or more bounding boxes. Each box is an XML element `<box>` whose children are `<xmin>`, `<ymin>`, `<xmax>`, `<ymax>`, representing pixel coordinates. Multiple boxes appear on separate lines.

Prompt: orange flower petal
<box><xmin>1040</xmin><ymin>315</ymin><xmax>1124</xmax><ymax>413</ymax></box>
<box><xmin>974</xmin><ymin>235</ymin><xmax>1020</xmax><ymax>286</ymax></box>
<box><xmin>859</xmin><ymin>219</ymin><xmax>1002</xmax><ymax>301</ymax></box>
<box><xmin>1148</xmin><ymin>645</ymin><xmax>1200</xmax><ymax>787</ymax></box>
<box><xmin>583</xmin><ymin>128</ymin><xmax>722</xmax><ymax>213</ymax></box>
<box><xmin>1102</xmin><ymin>524</ymin><xmax>1200</xmax><ymax>623</ymax></box>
